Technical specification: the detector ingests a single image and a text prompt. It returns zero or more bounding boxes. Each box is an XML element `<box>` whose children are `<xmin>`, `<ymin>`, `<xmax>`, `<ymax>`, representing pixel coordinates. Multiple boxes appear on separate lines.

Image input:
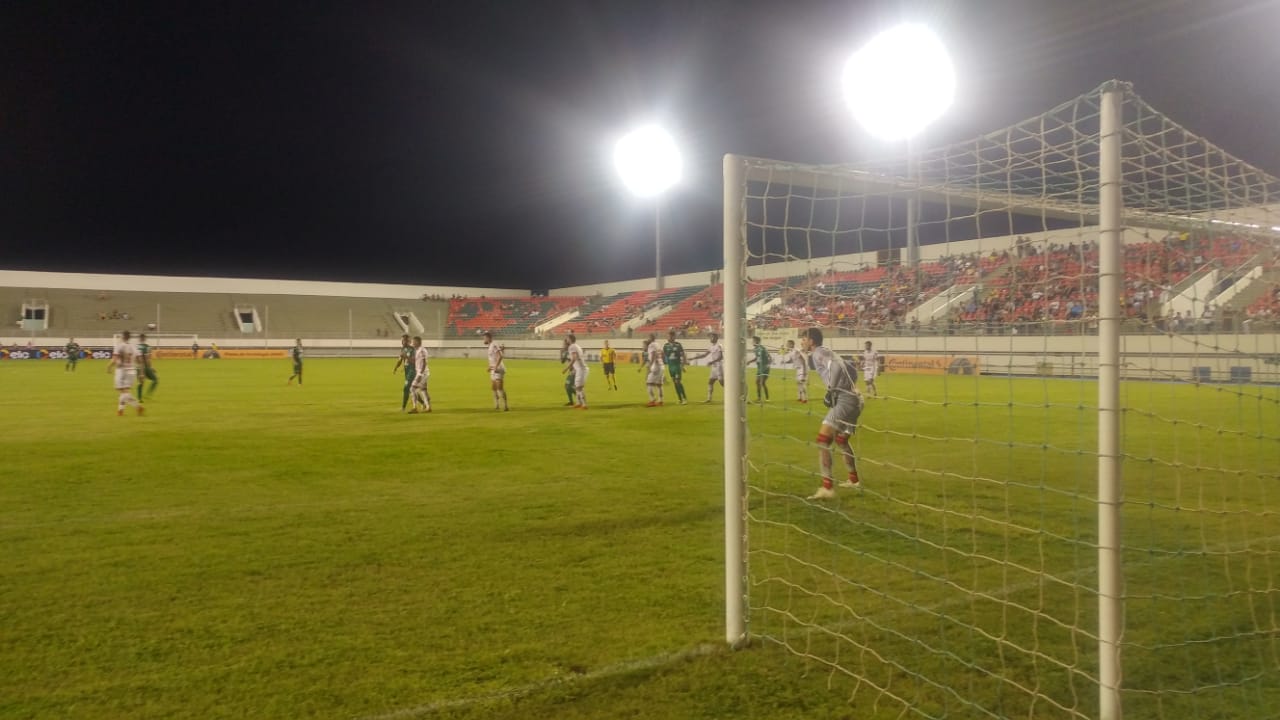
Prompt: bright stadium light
<box><xmin>841</xmin><ymin>24</ymin><xmax>955</xmax><ymax>142</ymax></box>
<box><xmin>614</xmin><ymin>125</ymin><xmax>682</xmax><ymax>290</ymax></box>
<box><xmin>614</xmin><ymin>125</ymin><xmax>682</xmax><ymax>197</ymax></box>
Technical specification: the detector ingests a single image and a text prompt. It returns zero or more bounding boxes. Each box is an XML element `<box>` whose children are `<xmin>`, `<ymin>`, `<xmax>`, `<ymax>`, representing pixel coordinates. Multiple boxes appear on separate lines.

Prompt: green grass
<box><xmin>1</xmin><ymin>358</ymin><xmax>1277</xmax><ymax>719</ymax></box>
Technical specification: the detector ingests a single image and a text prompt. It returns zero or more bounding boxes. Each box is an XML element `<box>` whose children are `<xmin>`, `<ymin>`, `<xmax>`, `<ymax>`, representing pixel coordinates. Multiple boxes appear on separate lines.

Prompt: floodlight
<box><xmin>614</xmin><ymin>126</ymin><xmax>682</xmax><ymax>198</ymax></box>
<box><xmin>842</xmin><ymin>24</ymin><xmax>955</xmax><ymax>141</ymax></box>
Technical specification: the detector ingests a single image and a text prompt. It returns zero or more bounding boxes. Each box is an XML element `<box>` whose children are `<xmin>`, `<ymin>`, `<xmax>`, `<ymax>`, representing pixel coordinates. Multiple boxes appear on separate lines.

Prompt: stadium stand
<box><xmin>556</xmin><ymin>287</ymin><xmax>707</xmax><ymax>336</ymax></box>
<box><xmin>446</xmin><ymin>296</ymin><xmax>587</xmax><ymax>337</ymax></box>
<box><xmin>0</xmin><ymin>287</ymin><xmax>446</xmax><ymax>340</ymax></box>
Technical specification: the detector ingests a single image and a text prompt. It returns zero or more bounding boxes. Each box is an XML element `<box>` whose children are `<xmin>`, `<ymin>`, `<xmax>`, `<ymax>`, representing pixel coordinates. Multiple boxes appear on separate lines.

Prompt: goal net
<box><xmin>723</xmin><ymin>80</ymin><xmax>1280</xmax><ymax>719</ymax></box>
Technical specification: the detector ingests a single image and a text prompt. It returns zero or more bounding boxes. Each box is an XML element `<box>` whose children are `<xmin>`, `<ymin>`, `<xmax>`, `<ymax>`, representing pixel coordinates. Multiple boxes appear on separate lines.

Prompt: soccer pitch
<box><xmin>2</xmin><ymin>357</ymin><xmax>1276</xmax><ymax>719</ymax></box>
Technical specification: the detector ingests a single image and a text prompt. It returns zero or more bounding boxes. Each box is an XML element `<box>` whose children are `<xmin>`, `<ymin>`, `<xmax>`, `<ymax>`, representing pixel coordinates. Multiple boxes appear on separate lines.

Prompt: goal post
<box><xmin>723</xmin><ymin>81</ymin><xmax>1280</xmax><ymax>719</ymax></box>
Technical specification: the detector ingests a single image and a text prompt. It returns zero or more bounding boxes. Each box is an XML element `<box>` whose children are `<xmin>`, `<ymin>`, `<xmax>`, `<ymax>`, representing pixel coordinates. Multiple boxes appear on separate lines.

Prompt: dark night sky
<box><xmin>3</xmin><ymin>1</ymin><xmax>1279</xmax><ymax>290</ymax></box>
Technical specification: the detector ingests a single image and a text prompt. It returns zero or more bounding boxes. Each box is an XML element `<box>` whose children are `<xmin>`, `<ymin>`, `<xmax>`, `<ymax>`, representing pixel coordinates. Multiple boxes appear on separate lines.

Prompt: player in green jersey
<box><xmin>136</xmin><ymin>333</ymin><xmax>159</xmax><ymax>399</ymax></box>
<box><xmin>662</xmin><ymin>331</ymin><xmax>688</xmax><ymax>404</ymax></box>
<box><xmin>391</xmin><ymin>334</ymin><xmax>416</xmax><ymax>410</ymax></box>
<box><xmin>287</xmin><ymin>339</ymin><xmax>304</xmax><ymax>385</ymax></box>
<box><xmin>560</xmin><ymin>336</ymin><xmax>576</xmax><ymax>405</ymax></box>
<box><xmin>745</xmin><ymin>335</ymin><xmax>771</xmax><ymax>402</ymax></box>
<box><xmin>64</xmin><ymin>338</ymin><xmax>81</xmax><ymax>372</ymax></box>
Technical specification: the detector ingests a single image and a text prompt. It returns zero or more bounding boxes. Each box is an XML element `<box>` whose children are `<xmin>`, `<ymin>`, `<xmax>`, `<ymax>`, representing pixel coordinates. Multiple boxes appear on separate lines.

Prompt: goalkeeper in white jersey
<box><xmin>801</xmin><ymin>328</ymin><xmax>863</xmax><ymax>500</ymax></box>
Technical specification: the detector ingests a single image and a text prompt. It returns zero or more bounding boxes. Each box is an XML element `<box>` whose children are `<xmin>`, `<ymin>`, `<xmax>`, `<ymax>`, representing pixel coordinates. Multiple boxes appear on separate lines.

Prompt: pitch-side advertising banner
<box><xmin>2</xmin><ymin>347</ymin><xmax>288</xmax><ymax>360</ymax></box>
<box><xmin>883</xmin><ymin>354</ymin><xmax>980</xmax><ymax>375</ymax></box>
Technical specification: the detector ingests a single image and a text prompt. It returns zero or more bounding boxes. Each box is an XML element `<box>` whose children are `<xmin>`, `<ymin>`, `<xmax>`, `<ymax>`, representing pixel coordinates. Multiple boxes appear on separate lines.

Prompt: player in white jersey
<box><xmin>483</xmin><ymin>331</ymin><xmax>509</xmax><ymax>411</ymax></box>
<box><xmin>690</xmin><ymin>332</ymin><xmax>725</xmax><ymax>403</ymax></box>
<box><xmin>642</xmin><ymin>334</ymin><xmax>664</xmax><ymax>406</ymax></box>
<box><xmin>408</xmin><ymin>336</ymin><xmax>431</xmax><ymax>413</ymax></box>
<box><xmin>107</xmin><ymin>330</ymin><xmax>144</xmax><ymax>416</ymax></box>
<box><xmin>563</xmin><ymin>332</ymin><xmax>588</xmax><ymax>408</ymax></box>
<box><xmin>801</xmin><ymin>328</ymin><xmax>863</xmax><ymax>499</ymax></box>
<box><xmin>782</xmin><ymin>338</ymin><xmax>809</xmax><ymax>404</ymax></box>
<box><xmin>862</xmin><ymin>340</ymin><xmax>880</xmax><ymax>397</ymax></box>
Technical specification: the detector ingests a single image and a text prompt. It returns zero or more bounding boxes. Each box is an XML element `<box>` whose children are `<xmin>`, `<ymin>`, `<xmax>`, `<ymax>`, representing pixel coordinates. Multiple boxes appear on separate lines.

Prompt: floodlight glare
<box><xmin>614</xmin><ymin>126</ymin><xmax>682</xmax><ymax>197</ymax></box>
<box><xmin>842</xmin><ymin>24</ymin><xmax>955</xmax><ymax>142</ymax></box>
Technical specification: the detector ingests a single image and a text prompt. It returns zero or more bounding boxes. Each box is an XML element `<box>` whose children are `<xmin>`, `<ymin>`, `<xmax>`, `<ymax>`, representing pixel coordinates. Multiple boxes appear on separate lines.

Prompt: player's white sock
<box><xmin>576</xmin><ymin>389</ymin><xmax>586</xmax><ymax>407</ymax></box>
<box><xmin>498</xmin><ymin>389</ymin><xmax>507</xmax><ymax>409</ymax></box>
<box><xmin>798</xmin><ymin>383</ymin><xmax>808</xmax><ymax>402</ymax></box>
<box><xmin>819</xmin><ymin>446</ymin><xmax>833</xmax><ymax>482</ymax></box>
<box><xmin>657</xmin><ymin>386</ymin><xmax>664</xmax><ymax>402</ymax></box>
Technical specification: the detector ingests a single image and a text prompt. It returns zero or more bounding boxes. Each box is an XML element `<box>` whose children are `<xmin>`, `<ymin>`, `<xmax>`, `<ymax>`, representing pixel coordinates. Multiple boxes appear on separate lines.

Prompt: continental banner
<box><xmin>152</xmin><ymin>348</ymin><xmax>288</xmax><ymax>359</ymax></box>
<box><xmin>217</xmin><ymin>348</ymin><xmax>290</xmax><ymax>359</ymax></box>
<box><xmin>883</xmin><ymin>354</ymin><xmax>979</xmax><ymax>375</ymax></box>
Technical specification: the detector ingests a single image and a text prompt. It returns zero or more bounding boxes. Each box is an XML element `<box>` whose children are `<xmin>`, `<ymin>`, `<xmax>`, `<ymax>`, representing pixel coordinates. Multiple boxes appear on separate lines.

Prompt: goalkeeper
<box><xmin>800</xmin><ymin>328</ymin><xmax>863</xmax><ymax>500</ymax></box>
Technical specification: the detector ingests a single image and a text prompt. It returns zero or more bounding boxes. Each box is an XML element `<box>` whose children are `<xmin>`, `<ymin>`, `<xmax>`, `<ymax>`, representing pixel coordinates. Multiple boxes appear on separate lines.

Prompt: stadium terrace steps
<box><xmin>5</xmin><ymin>288</ymin><xmax>443</xmax><ymax>340</ymax></box>
<box><xmin>447</xmin><ymin>296</ymin><xmax>588</xmax><ymax>337</ymax></box>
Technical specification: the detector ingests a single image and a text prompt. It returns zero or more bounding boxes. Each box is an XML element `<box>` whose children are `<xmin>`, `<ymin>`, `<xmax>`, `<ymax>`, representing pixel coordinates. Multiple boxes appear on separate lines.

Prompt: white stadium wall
<box><xmin>0</xmin><ymin>269</ymin><xmax>527</xmax><ymax>300</ymax></box>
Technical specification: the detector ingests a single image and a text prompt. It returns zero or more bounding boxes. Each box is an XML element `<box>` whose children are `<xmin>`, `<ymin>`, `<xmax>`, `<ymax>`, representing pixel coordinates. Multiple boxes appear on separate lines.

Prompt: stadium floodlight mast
<box><xmin>841</xmin><ymin>23</ymin><xmax>954</xmax><ymax>266</ymax></box>
<box><xmin>614</xmin><ymin>125</ymin><xmax>682</xmax><ymax>290</ymax></box>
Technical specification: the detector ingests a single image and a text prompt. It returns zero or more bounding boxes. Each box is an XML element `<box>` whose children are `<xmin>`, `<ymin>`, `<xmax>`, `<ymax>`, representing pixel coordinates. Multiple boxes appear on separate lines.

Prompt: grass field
<box><xmin>1</xmin><ymin>356</ymin><xmax>1277</xmax><ymax>719</ymax></box>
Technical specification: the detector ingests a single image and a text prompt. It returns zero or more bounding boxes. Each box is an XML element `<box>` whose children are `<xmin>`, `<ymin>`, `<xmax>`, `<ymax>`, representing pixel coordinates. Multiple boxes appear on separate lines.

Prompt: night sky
<box><xmin>3</xmin><ymin>1</ymin><xmax>1278</xmax><ymax>291</ymax></box>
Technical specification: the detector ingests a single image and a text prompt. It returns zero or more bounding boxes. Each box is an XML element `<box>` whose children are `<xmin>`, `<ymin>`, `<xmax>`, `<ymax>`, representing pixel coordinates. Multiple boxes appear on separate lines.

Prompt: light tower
<box><xmin>614</xmin><ymin>125</ymin><xmax>682</xmax><ymax>290</ymax></box>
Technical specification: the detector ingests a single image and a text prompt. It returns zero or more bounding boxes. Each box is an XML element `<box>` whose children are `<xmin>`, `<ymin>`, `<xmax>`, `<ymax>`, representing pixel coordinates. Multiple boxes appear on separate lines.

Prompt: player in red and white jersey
<box><xmin>563</xmin><ymin>333</ymin><xmax>588</xmax><ymax>408</ymax></box>
<box><xmin>483</xmin><ymin>331</ymin><xmax>509</xmax><ymax>411</ymax></box>
<box><xmin>861</xmin><ymin>340</ymin><xmax>880</xmax><ymax>397</ymax></box>
<box><xmin>690</xmin><ymin>332</ymin><xmax>725</xmax><ymax>403</ymax></box>
<box><xmin>802</xmin><ymin>328</ymin><xmax>863</xmax><ymax>499</ymax></box>
<box><xmin>643</xmin><ymin>334</ymin><xmax>664</xmax><ymax>406</ymax></box>
<box><xmin>107</xmin><ymin>330</ymin><xmax>144</xmax><ymax>416</ymax></box>
<box><xmin>781</xmin><ymin>338</ymin><xmax>809</xmax><ymax>404</ymax></box>
<box><xmin>408</xmin><ymin>336</ymin><xmax>431</xmax><ymax>413</ymax></box>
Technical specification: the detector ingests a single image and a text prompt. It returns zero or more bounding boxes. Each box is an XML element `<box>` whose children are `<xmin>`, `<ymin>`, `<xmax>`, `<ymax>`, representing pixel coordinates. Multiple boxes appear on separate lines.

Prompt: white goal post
<box><xmin>723</xmin><ymin>80</ymin><xmax>1280</xmax><ymax>720</ymax></box>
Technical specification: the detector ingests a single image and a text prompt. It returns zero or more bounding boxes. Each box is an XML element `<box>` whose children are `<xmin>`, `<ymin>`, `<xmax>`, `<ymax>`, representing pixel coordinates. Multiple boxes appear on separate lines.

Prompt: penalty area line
<box><xmin>353</xmin><ymin>643</ymin><xmax>721</xmax><ymax>720</ymax></box>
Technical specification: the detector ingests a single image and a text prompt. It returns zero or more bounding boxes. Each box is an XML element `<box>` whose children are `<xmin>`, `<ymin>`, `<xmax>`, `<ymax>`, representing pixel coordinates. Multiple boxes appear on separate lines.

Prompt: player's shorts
<box><xmin>489</xmin><ymin>366</ymin><xmax>506</xmax><ymax>382</ymax></box>
<box><xmin>403</xmin><ymin>367</ymin><xmax>416</xmax><ymax>383</ymax></box>
<box><xmin>864</xmin><ymin>369</ymin><xmax>877</xmax><ymax>383</ymax></box>
<box><xmin>573</xmin><ymin>366</ymin><xmax>588</xmax><ymax>387</ymax></box>
<box><xmin>114</xmin><ymin>368</ymin><xmax>137</xmax><ymax>390</ymax></box>
<box><xmin>666</xmin><ymin>363</ymin><xmax>683</xmax><ymax>380</ymax></box>
<box><xmin>646</xmin><ymin>365</ymin><xmax>664</xmax><ymax>385</ymax></box>
<box><xmin>292</xmin><ymin>361</ymin><xmax>302</xmax><ymax>373</ymax></box>
<box><xmin>708</xmin><ymin>362</ymin><xmax>724</xmax><ymax>382</ymax></box>
<box><xmin>602</xmin><ymin>362</ymin><xmax>615</xmax><ymax>375</ymax></box>
<box><xmin>822</xmin><ymin>389</ymin><xmax>863</xmax><ymax>434</ymax></box>
<box><xmin>410</xmin><ymin>373</ymin><xmax>429</xmax><ymax>391</ymax></box>
<box><xmin>795</xmin><ymin>369</ymin><xmax>808</xmax><ymax>383</ymax></box>
<box><xmin>757</xmin><ymin>368</ymin><xmax>770</xmax><ymax>379</ymax></box>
